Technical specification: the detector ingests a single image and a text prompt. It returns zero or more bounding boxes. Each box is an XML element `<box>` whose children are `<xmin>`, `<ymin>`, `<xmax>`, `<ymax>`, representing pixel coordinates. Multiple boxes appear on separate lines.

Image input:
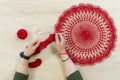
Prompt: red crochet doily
<box><xmin>55</xmin><ymin>4</ymin><xmax>116</xmax><ymax>65</ymax></box>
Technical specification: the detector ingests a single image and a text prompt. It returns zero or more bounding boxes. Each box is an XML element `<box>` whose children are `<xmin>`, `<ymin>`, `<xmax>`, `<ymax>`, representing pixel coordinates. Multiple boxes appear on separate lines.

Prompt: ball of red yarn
<box><xmin>17</xmin><ymin>29</ymin><xmax>28</xmax><ymax>39</ymax></box>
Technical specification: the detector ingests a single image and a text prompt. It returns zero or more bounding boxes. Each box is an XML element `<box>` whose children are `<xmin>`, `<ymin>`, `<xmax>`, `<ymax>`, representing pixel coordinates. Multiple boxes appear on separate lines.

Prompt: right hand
<box><xmin>55</xmin><ymin>33</ymin><xmax>66</xmax><ymax>54</ymax></box>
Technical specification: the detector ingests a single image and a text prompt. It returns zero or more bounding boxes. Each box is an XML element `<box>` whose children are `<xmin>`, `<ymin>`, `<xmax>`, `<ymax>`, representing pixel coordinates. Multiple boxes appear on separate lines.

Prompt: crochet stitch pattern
<box><xmin>55</xmin><ymin>4</ymin><xmax>116</xmax><ymax>65</ymax></box>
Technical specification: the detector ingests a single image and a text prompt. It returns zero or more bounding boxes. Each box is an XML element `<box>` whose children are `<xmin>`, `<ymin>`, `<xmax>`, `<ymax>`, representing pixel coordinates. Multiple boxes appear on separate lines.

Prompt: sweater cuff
<box><xmin>13</xmin><ymin>72</ymin><xmax>29</xmax><ymax>80</ymax></box>
<box><xmin>67</xmin><ymin>70</ymin><xmax>83</xmax><ymax>80</ymax></box>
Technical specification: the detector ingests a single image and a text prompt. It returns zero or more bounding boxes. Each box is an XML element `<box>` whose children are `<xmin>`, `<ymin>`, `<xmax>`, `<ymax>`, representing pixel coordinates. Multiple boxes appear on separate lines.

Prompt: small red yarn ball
<box><xmin>17</xmin><ymin>29</ymin><xmax>28</xmax><ymax>39</ymax></box>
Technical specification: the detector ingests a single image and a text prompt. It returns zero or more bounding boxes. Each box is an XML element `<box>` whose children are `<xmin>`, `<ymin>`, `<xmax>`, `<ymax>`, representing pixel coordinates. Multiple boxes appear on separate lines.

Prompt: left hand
<box><xmin>24</xmin><ymin>39</ymin><xmax>40</xmax><ymax>57</ymax></box>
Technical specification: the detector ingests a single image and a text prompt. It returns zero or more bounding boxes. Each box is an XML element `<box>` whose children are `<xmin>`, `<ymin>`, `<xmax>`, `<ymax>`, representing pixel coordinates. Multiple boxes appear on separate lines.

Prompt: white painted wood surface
<box><xmin>0</xmin><ymin>0</ymin><xmax>120</xmax><ymax>80</ymax></box>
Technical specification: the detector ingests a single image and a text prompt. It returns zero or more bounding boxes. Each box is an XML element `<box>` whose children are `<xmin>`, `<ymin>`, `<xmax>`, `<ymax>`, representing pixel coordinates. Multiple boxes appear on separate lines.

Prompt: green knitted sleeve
<box><xmin>67</xmin><ymin>70</ymin><xmax>83</xmax><ymax>80</ymax></box>
<box><xmin>13</xmin><ymin>72</ymin><xmax>29</xmax><ymax>80</ymax></box>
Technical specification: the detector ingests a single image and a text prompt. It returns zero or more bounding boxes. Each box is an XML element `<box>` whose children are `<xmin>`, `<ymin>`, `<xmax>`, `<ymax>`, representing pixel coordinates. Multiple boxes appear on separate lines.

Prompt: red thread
<box><xmin>34</xmin><ymin>34</ymin><xmax>55</xmax><ymax>55</ymax></box>
<box><xmin>28</xmin><ymin>34</ymin><xmax>55</xmax><ymax>68</ymax></box>
<box><xmin>17</xmin><ymin>29</ymin><xmax>28</xmax><ymax>39</ymax></box>
<box><xmin>55</xmin><ymin>4</ymin><xmax>116</xmax><ymax>65</ymax></box>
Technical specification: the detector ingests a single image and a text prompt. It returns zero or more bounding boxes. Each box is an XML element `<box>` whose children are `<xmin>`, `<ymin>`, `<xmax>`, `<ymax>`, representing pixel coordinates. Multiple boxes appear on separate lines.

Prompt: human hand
<box><xmin>55</xmin><ymin>33</ymin><xmax>66</xmax><ymax>54</ymax></box>
<box><xmin>24</xmin><ymin>39</ymin><xmax>40</xmax><ymax>57</ymax></box>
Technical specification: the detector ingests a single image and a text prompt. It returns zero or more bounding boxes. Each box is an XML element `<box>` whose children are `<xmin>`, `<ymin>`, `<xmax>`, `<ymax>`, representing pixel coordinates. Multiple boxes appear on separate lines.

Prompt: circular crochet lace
<box><xmin>55</xmin><ymin>4</ymin><xmax>116</xmax><ymax>65</ymax></box>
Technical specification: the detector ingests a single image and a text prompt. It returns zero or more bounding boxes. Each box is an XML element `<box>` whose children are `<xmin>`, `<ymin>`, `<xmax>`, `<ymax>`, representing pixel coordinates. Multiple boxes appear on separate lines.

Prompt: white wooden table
<box><xmin>0</xmin><ymin>0</ymin><xmax>120</xmax><ymax>80</ymax></box>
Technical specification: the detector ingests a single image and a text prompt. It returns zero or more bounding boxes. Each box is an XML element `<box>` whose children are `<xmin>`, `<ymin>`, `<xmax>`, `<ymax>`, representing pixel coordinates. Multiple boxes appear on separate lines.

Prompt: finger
<box><xmin>26</xmin><ymin>45</ymin><xmax>28</xmax><ymax>48</ymax></box>
<box><xmin>58</xmin><ymin>33</ymin><xmax>61</xmax><ymax>42</ymax></box>
<box><xmin>58</xmin><ymin>33</ymin><xmax>65</xmax><ymax>43</ymax></box>
<box><xmin>34</xmin><ymin>41</ymin><xmax>40</xmax><ymax>48</ymax></box>
<box><xmin>55</xmin><ymin>33</ymin><xmax>60</xmax><ymax>44</ymax></box>
<box><xmin>30</xmin><ymin>39</ymin><xmax>39</xmax><ymax>47</ymax></box>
